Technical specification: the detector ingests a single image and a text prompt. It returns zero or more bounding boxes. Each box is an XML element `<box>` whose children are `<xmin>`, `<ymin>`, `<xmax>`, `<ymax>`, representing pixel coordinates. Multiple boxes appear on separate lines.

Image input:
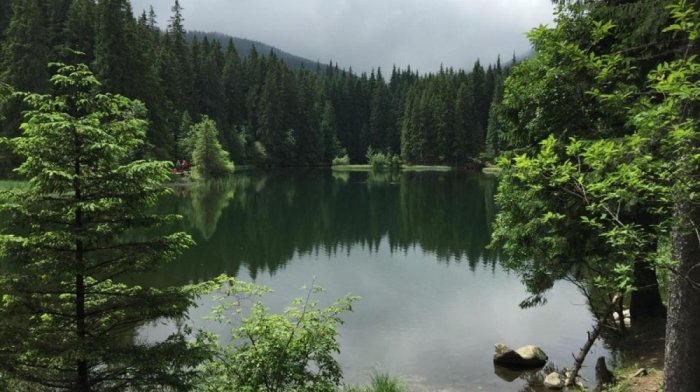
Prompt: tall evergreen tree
<box><xmin>0</xmin><ymin>0</ymin><xmax>51</xmax><ymax>177</ymax></box>
<box><xmin>93</xmin><ymin>0</ymin><xmax>139</xmax><ymax>97</ymax></box>
<box><xmin>61</xmin><ymin>0</ymin><xmax>96</xmax><ymax>64</ymax></box>
<box><xmin>0</xmin><ymin>0</ymin><xmax>50</xmax><ymax>92</ymax></box>
<box><xmin>470</xmin><ymin>60</ymin><xmax>488</xmax><ymax>145</ymax></box>
<box><xmin>0</xmin><ymin>63</ymin><xmax>209</xmax><ymax>391</ymax></box>
<box><xmin>192</xmin><ymin>116</ymin><xmax>235</xmax><ymax>178</ymax></box>
<box><xmin>454</xmin><ymin>80</ymin><xmax>478</xmax><ymax>163</ymax></box>
<box><xmin>222</xmin><ymin>38</ymin><xmax>244</xmax><ymax>128</ymax></box>
<box><xmin>164</xmin><ymin>0</ymin><xmax>192</xmax><ymax>112</ymax></box>
<box><xmin>368</xmin><ymin>68</ymin><xmax>392</xmax><ymax>151</ymax></box>
<box><xmin>320</xmin><ymin>100</ymin><xmax>341</xmax><ymax>162</ymax></box>
<box><xmin>0</xmin><ymin>0</ymin><xmax>11</xmax><ymax>38</ymax></box>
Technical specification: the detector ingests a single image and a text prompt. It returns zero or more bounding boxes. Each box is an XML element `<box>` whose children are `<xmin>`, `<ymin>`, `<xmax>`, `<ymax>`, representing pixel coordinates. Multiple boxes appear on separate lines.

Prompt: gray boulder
<box><xmin>493</xmin><ymin>343</ymin><xmax>548</xmax><ymax>368</ymax></box>
<box><xmin>544</xmin><ymin>372</ymin><xmax>564</xmax><ymax>390</ymax></box>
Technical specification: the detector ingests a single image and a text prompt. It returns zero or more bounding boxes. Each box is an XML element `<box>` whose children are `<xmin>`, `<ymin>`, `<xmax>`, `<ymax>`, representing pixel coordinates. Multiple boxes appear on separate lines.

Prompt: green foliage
<box><xmin>343</xmin><ymin>372</ymin><xmax>407</xmax><ymax>392</ymax></box>
<box><xmin>490</xmin><ymin>0</ymin><xmax>699</xmax><ymax>318</ymax></box>
<box><xmin>332</xmin><ymin>154</ymin><xmax>351</xmax><ymax>166</ymax></box>
<box><xmin>0</xmin><ymin>0</ymin><xmax>49</xmax><ymax>92</ymax></box>
<box><xmin>198</xmin><ymin>281</ymin><xmax>359</xmax><ymax>392</ymax></box>
<box><xmin>177</xmin><ymin>111</ymin><xmax>194</xmax><ymax>160</ymax></box>
<box><xmin>366</xmin><ymin>147</ymin><xmax>401</xmax><ymax>172</ymax></box>
<box><xmin>250</xmin><ymin>140</ymin><xmax>269</xmax><ymax>165</ymax></box>
<box><xmin>192</xmin><ymin>116</ymin><xmax>235</xmax><ymax>178</ymax></box>
<box><xmin>0</xmin><ymin>63</ymin><xmax>210</xmax><ymax>390</ymax></box>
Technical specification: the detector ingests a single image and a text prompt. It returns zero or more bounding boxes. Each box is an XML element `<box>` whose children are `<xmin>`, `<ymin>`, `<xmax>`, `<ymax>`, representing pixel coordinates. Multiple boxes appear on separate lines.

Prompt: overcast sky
<box><xmin>130</xmin><ymin>0</ymin><xmax>554</xmax><ymax>74</ymax></box>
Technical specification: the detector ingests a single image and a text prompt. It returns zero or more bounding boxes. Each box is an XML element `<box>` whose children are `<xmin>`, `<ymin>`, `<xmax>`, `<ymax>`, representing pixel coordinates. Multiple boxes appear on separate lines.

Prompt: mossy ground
<box><xmin>607</xmin><ymin>321</ymin><xmax>665</xmax><ymax>392</ymax></box>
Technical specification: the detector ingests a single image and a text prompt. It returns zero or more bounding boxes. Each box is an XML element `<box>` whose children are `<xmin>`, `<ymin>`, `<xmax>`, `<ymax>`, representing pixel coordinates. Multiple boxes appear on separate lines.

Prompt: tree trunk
<box><xmin>76</xmin><ymin>271</ymin><xmax>88</xmax><ymax>392</ymax></box>
<box><xmin>663</xmin><ymin>200</ymin><xmax>700</xmax><ymax>391</ymax></box>
<box><xmin>629</xmin><ymin>259</ymin><xmax>666</xmax><ymax>322</ymax></box>
<box><xmin>629</xmin><ymin>212</ymin><xmax>666</xmax><ymax>322</ymax></box>
<box><xmin>75</xmin><ymin>152</ymin><xmax>89</xmax><ymax>391</ymax></box>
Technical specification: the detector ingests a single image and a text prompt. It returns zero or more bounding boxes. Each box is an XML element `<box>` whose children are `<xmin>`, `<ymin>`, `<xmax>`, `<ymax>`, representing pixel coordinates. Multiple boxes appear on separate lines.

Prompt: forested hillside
<box><xmin>0</xmin><ymin>0</ymin><xmax>508</xmax><ymax>176</ymax></box>
<box><xmin>187</xmin><ymin>31</ymin><xmax>326</xmax><ymax>71</ymax></box>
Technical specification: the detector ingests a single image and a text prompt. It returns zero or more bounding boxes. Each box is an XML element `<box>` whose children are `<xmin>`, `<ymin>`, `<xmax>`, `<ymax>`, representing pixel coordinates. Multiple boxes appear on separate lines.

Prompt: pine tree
<box><xmin>0</xmin><ymin>0</ymin><xmax>11</xmax><ymax>38</ymax></box>
<box><xmin>0</xmin><ymin>0</ymin><xmax>50</xmax><ymax>92</ymax></box>
<box><xmin>199</xmin><ymin>39</ymin><xmax>225</xmax><ymax>123</ymax></box>
<box><xmin>165</xmin><ymin>0</ymin><xmax>192</xmax><ymax>112</ymax></box>
<box><xmin>134</xmin><ymin>6</ymin><xmax>176</xmax><ymax>159</ymax></box>
<box><xmin>470</xmin><ymin>60</ymin><xmax>487</xmax><ymax>148</ymax></box>
<box><xmin>320</xmin><ymin>100</ymin><xmax>341</xmax><ymax>162</ymax></box>
<box><xmin>454</xmin><ymin>80</ymin><xmax>477</xmax><ymax>162</ymax></box>
<box><xmin>93</xmin><ymin>0</ymin><xmax>140</xmax><ymax>97</ymax></box>
<box><xmin>222</xmin><ymin>38</ymin><xmax>244</xmax><ymax>128</ymax></box>
<box><xmin>61</xmin><ymin>0</ymin><xmax>96</xmax><ymax>64</ymax></box>
<box><xmin>0</xmin><ymin>63</ymin><xmax>210</xmax><ymax>391</ymax></box>
<box><xmin>368</xmin><ymin>68</ymin><xmax>391</xmax><ymax>151</ymax></box>
<box><xmin>192</xmin><ymin>116</ymin><xmax>235</xmax><ymax>178</ymax></box>
<box><xmin>0</xmin><ymin>0</ymin><xmax>51</xmax><ymax>177</ymax></box>
<box><xmin>483</xmin><ymin>74</ymin><xmax>504</xmax><ymax>160</ymax></box>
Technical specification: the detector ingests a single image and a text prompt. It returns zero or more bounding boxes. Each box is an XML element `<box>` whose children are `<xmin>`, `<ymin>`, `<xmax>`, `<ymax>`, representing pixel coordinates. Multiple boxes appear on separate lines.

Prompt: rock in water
<box><xmin>544</xmin><ymin>372</ymin><xmax>564</xmax><ymax>390</ymax></box>
<box><xmin>493</xmin><ymin>343</ymin><xmax>548</xmax><ymax>368</ymax></box>
<box><xmin>516</xmin><ymin>345</ymin><xmax>548</xmax><ymax>362</ymax></box>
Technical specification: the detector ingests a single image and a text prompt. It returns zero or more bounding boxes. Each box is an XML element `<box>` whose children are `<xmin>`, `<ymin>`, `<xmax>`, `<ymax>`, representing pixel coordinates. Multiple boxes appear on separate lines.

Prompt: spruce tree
<box><xmin>192</xmin><ymin>116</ymin><xmax>234</xmax><ymax>178</ymax></box>
<box><xmin>222</xmin><ymin>38</ymin><xmax>244</xmax><ymax>128</ymax></box>
<box><xmin>320</xmin><ymin>100</ymin><xmax>341</xmax><ymax>162</ymax></box>
<box><xmin>0</xmin><ymin>63</ymin><xmax>210</xmax><ymax>391</ymax></box>
<box><xmin>0</xmin><ymin>0</ymin><xmax>51</xmax><ymax>177</ymax></box>
<box><xmin>454</xmin><ymin>80</ymin><xmax>477</xmax><ymax>162</ymax></box>
<box><xmin>0</xmin><ymin>0</ymin><xmax>11</xmax><ymax>39</ymax></box>
<box><xmin>61</xmin><ymin>0</ymin><xmax>96</xmax><ymax>64</ymax></box>
<box><xmin>165</xmin><ymin>0</ymin><xmax>192</xmax><ymax>112</ymax></box>
<box><xmin>0</xmin><ymin>0</ymin><xmax>50</xmax><ymax>92</ymax></box>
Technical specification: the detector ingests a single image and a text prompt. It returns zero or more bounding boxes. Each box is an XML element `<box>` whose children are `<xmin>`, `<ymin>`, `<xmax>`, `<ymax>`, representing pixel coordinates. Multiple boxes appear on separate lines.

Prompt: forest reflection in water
<box><xmin>149</xmin><ymin>169</ymin><xmax>499</xmax><ymax>285</ymax></box>
<box><xmin>140</xmin><ymin>169</ymin><xmax>608</xmax><ymax>391</ymax></box>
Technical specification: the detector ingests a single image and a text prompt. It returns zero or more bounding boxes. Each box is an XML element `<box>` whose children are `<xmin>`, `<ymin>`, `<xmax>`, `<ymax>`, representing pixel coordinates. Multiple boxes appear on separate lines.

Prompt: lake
<box><xmin>141</xmin><ymin>169</ymin><xmax>610</xmax><ymax>391</ymax></box>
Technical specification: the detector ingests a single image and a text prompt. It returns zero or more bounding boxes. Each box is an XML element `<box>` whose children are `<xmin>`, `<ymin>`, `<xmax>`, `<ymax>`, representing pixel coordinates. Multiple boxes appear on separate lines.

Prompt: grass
<box><xmin>331</xmin><ymin>164</ymin><xmax>373</xmax><ymax>172</ymax></box>
<box><xmin>331</xmin><ymin>164</ymin><xmax>452</xmax><ymax>172</ymax></box>
<box><xmin>606</xmin><ymin>367</ymin><xmax>662</xmax><ymax>392</ymax></box>
<box><xmin>402</xmin><ymin>164</ymin><xmax>451</xmax><ymax>172</ymax></box>
<box><xmin>481</xmin><ymin>165</ymin><xmax>501</xmax><ymax>175</ymax></box>
<box><xmin>0</xmin><ymin>180</ymin><xmax>27</xmax><ymax>190</ymax></box>
<box><xmin>344</xmin><ymin>372</ymin><xmax>407</xmax><ymax>392</ymax></box>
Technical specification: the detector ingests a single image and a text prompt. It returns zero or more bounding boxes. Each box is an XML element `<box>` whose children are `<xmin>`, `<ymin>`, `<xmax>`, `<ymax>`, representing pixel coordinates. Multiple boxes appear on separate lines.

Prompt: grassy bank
<box><xmin>0</xmin><ymin>180</ymin><xmax>26</xmax><ymax>190</ymax></box>
<box><xmin>331</xmin><ymin>164</ymin><xmax>452</xmax><ymax>172</ymax></box>
<box><xmin>481</xmin><ymin>164</ymin><xmax>501</xmax><ymax>175</ymax></box>
<box><xmin>608</xmin><ymin>322</ymin><xmax>665</xmax><ymax>392</ymax></box>
<box><xmin>344</xmin><ymin>372</ymin><xmax>407</xmax><ymax>392</ymax></box>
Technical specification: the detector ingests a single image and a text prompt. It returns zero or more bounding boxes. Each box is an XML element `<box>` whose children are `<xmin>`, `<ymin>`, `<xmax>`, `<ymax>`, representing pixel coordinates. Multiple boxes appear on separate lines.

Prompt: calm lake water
<box><xmin>141</xmin><ymin>169</ymin><xmax>609</xmax><ymax>391</ymax></box>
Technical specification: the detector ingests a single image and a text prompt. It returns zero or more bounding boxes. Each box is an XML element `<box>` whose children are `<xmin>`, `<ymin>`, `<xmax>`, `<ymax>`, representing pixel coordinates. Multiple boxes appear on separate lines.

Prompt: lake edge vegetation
<box><xmin>490</xmin><ymin>0</ymin><xmax>700</xmax><ymax>390</ymax></box>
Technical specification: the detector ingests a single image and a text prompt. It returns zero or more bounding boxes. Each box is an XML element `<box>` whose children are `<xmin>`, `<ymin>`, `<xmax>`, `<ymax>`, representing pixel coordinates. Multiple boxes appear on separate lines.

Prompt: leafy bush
<box><xmin>366</xmin><ymin>147</ymin><xmax>401</xmax><ymax>171</ymax></box>
<box><xmin>250</xmin><ymin>141</ymin><xmax>268</xmax><ymax>165</ymax></box>
<box><xmin>199</xmin><ymin>281</ymin><xmax>359</xmax><ymax>392</ymax></box>
<box><xmin>332</xmin><ymin>154</ymin><xmax>351</xmax><ymax>166</ymax></box>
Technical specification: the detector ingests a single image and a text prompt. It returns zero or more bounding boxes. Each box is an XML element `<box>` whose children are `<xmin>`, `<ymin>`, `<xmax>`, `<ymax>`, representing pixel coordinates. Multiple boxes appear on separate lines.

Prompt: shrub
<box><xmin>366</xmin><ymin>147</ymin><xmax>401</xmax><ymax>172</ymax></box>
<box><xmin>332</xmin><ymin>154</ymin><xmax>351</xmax><ymax>166</ymax></box>
<box><xmin>199</xmin><ymin>282</ymin><xmax>359</xmax><ymax>392</ymax></box>
<box><xmin>250</xmin><ymin>141</ymin><xmax>268</xmax><ymax>165</ymax></box>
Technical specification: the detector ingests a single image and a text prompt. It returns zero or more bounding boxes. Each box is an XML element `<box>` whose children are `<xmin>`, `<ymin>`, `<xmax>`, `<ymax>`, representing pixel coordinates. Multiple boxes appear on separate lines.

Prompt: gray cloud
<box><xmin>130</xmin><ymin>0</ymin><xmax>553</xmax><ymax>73</ymax></box>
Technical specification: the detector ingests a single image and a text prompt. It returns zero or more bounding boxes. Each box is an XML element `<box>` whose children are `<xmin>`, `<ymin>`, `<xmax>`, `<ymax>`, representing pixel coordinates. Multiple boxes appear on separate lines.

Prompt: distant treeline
<box><xmin>0</xmin><ymin>0</ymin><xmax>511</xmax><ymax>174</ymax></box>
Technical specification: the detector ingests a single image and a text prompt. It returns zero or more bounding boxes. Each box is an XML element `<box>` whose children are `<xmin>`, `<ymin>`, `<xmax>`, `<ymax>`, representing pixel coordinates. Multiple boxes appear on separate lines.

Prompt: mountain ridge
<box><xmin>187</xmin><ymin>31</ymin><xmax>328</xmax><ymax>71</ymax></box>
